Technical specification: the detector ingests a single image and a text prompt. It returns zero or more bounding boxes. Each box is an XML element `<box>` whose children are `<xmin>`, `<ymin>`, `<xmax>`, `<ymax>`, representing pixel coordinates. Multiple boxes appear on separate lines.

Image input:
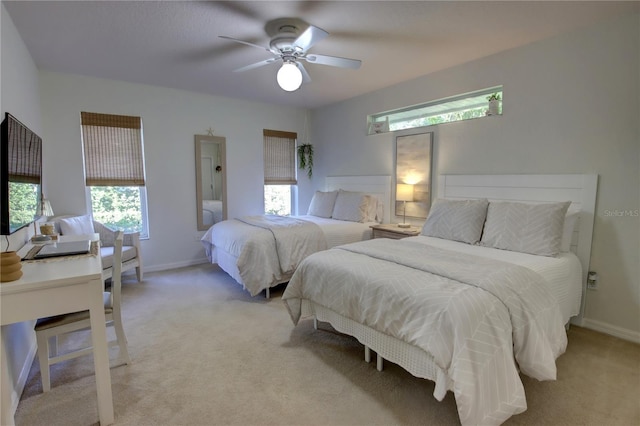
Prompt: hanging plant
<box><xmin>297</xmin><ymin>143</ymin><xmax>314</xmax><ymax>179</ymax></box>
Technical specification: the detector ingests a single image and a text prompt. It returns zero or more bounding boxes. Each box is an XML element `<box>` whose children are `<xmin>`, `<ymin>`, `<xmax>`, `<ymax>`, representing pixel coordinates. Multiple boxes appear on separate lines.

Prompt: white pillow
<box><xmin>331</xmin><ymin>190</ymin><xmax>370</xmax><ymax>222</ymax></box>
<box><xmin>560</xmin><ymin>211</ymin><xmax>579</xmax><ymax>252</ymax></box>
<box><xmin>480</xmin><ymin>201</ymin><xmax>571</xmax><ymax>257</ymax></box>
<box><xmin>307</xmin><ymin>191</ymin><xmax>338</xmax><ymax>218</ymax></box>
<box><xmin>420</xmin><ymin>198</ymin><xmax>489</xmax><ymax>244</ymax></box>
<box><xmin>58</xmin><ymin>215</ymin><xmax>95</xmax><ymax>235</ymax></box>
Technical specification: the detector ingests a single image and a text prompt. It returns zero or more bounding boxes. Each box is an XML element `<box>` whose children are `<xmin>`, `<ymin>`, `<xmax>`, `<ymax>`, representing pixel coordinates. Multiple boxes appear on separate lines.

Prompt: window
<box><xmin>81</xmin><ymin>112</ymin><xmax>149</xmax><ymax>238</ymax></box>
<box><xmin>263</xmin><ymin>129</ymin><xmax>297</xmax><ymax>216</ymax></box>
<box><xmin>368</xmin><ymin>86</ymin><xmax>502</xmax><ymax>134</ymax></box>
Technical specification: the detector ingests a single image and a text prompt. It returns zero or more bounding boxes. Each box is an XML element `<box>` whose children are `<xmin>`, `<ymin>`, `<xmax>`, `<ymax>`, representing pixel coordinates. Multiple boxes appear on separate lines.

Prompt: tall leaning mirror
<box><xmin>195</xmin><ymin>135</ymin><xmax>227</xmax><ymax>231</ymax></box>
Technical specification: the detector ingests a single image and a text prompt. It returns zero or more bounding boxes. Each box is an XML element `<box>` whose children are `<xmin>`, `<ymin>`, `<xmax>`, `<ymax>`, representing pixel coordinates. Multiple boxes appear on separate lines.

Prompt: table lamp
<box><xmin>36</xmin><ymin>197</ymin><xmax>56</xmax><ymax>239</ymax></box>
<box><xmin>41</xmin><ymin>198</ymin><xmax>54</xmax><ymax>217</ymax></box>
<box><xmin>396</xmin><ymin>184</ymin><xmax>414</xmax><ymax>228</ymax></box>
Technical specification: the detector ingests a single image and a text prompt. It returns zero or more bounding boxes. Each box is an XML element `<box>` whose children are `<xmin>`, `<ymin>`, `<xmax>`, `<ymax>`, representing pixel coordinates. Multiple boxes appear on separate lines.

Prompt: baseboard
<box><xmin>581</xmin><ymin>318</ymin><xmax>640</xmax><ymax>344</ymax></box>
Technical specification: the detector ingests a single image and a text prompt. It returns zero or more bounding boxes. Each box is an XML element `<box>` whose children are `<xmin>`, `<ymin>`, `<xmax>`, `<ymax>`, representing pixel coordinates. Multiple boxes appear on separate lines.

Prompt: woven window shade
<box><xmin>81</xmin><ymin>112</ymin><xmax>145</xmax><ymax>186</ymax></box>
<box><xmin>7</xmin><ymin>114</ymin><xmax>42</xmax><ymax>184</ymax></box>
<box><xmin>264</xmin><ymin>129</ymin><xmax>297</xmax><ymax>185</ymax></box>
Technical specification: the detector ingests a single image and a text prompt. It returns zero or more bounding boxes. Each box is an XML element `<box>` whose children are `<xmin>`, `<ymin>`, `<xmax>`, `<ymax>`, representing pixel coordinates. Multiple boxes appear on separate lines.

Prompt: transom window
<box><xmin>368</xmin><ymin>86</ymin><xmax>502</xmax><ymax>134</ymax></box>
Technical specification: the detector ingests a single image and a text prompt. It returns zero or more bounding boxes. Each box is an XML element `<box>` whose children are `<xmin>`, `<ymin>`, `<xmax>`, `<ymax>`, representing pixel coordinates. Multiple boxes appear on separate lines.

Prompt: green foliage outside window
<box><xmin>264</xmin><ymin>185</ymin><xmax>291</xmax><ymax>216</ymax></box>
<box><xmin>8</xmin><ymin>182</ymin><xmax>39</xmax><ymax>230</ymax></box>
<box><xmin>392</xmin><ymin>108</ymin><xmax>489</xmax><ymax>131</ymax></box>
<box><xmin>89</xmin><ymin>186</ymin><xmax>142</xmax><ymax>232</ymax></box>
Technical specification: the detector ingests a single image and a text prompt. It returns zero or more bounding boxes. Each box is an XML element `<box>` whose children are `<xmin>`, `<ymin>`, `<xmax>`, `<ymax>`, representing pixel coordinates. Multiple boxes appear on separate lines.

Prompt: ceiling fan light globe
<box><xmin>277</xmin><ymin>62</ymin><xmax>303</xmax><ymax>92</ymax></box>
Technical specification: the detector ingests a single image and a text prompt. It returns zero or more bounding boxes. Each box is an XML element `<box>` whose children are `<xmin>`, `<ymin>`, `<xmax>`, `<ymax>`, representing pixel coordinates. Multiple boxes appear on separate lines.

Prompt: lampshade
<box><xmin>41</xmin><ymin>198</ymin><xmax>54</xmax><ymax>217</ymax></box>
<box><xmin>396</xmin><ymin>184</ymin><xmax>414</xmax><ymax>202</ymax></box>
<box><xmin>277</xmin><ymin>62</ymin><xmax>303</xmax><ymax>92</ymax></box>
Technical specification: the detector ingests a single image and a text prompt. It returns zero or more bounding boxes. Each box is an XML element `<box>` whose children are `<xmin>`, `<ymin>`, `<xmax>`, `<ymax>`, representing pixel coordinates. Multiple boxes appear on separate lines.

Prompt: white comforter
<box><xmin>201</xmin><ymin>215</ymin><xmax>376</xmax><ymax>296</ymax></box>
<box><xmin>283</xmin><ymin>238</ymin><xmax>568</xmax><ymax>426</ymax></box>
<box><xmin>201</xmin><ymin>215</ymin><xmax>327</xmax><ymax>296</ymax></box>
<box><xmin>236</xmin><ymin>215</ymin><xmax>327</xmax><ymax>273</ymax></box>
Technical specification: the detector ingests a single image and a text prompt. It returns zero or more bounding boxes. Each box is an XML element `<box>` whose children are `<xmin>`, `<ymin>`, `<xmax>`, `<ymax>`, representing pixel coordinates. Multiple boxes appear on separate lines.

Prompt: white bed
<box><xmin>201</xmin><ymin>175</ymin><xmax>391</xmax><ymax>297</ymax></box>
<box><xmin>282</xmin><ymin>174</ymin><xmax>597</xmax><ymax>426</ymax></box>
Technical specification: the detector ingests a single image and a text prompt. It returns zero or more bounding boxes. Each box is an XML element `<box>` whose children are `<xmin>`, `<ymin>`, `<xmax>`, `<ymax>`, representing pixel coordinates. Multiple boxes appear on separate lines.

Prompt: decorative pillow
<box><xmin>307</xmin><ymin>190</ymin><xmax>338</xmax><ymax>218</ymax></box>
<box><xmin>480</xmin><ymin>201</ymin><xmax>571</xmax><ymax>256</ymax></box>
<box><xmin>560</xmin><ymin>211</ymin><xmax>579</xmax><ymax>252</ymax></box>
<box><xmin>420</xmin><ymin>198</ymin><xmax>489</xmax><ymax>244</ymax></box>
<box><xmin>364</xmin><ymin>195</ymin><xmax>378</xmax><ymax>222</ymax></box>
<box><xmin>375</xmin><ymin>200</ymin><xmax>384</xmax><ymax>224</ymax></box>
<box><xmin>58</xmin><ymin>215</ymin><xmax>95</xmax><ymax>235</ymax></box>
<box><xmin>331</xmin><ymin>190</ymin><xmax>369</xmax><ymax>222</ymax></box>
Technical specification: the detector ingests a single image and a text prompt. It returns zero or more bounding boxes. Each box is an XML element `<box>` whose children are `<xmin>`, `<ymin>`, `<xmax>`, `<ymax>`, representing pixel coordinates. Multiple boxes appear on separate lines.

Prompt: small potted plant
<box><xmin>487</xmin><ymin>93</ymin><xmax>501</xmax><ymax>116</ymax></box>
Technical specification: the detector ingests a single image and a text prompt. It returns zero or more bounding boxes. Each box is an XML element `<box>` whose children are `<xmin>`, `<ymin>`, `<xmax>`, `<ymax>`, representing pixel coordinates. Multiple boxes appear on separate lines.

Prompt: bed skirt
<box><xmin>215</xmin><ymin>247</ymin><xmax>291</xmax><ymax>297</ymax></box>
<box><xmin>302</xmin><ymin>299</ymin><xmax>454</xmax><ymax>400</ymax></box>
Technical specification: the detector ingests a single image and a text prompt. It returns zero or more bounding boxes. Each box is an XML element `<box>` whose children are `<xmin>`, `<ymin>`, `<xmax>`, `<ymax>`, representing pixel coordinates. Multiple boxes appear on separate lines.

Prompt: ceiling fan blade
<box><xmin>304</xmin><ymin>54</ymin><xmax>362</xmax><ymax>69</ymax></box>
<box><xmin>234</xmin><ymin>58</ymin><xmax>279</xmax><ymax>73</ymax></box>
<box><xmin>219</xmin><ymin>36</ymin><xmax>272</xmax><ymax>53</ymax></box>
<box><xmin>293</xmin><ymin>25</ymin><xmax>329</xmax><ymax>53</ymax></box>
<box><xmin>297</xmin><ymin>62</ymin><xmax>311</xmax><ymax>83</ymax></box>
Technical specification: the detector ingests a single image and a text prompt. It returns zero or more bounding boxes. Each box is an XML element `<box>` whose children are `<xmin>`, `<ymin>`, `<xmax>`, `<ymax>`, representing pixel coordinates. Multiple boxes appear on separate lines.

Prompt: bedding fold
<box><xmin>236</xmin><ymin>215</ymin><xmax>327</xmax><ymax>273</ymax></box>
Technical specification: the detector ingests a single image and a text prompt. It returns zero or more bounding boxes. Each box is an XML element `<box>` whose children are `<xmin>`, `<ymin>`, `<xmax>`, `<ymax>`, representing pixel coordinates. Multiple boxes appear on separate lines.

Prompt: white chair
<box><xmin>93</xmin><ymin>220</ymin><xmax>143</xmax><ymax>282</ymax></box>
<box><xmin>52</xmin><ymin>215</ymin><xmax>143</xmax><ymax>282</ymax></box>
<box><xmin>35</xmin><ymin>231</ymin><xmax>131</xmax><ymax>392</ymax></box>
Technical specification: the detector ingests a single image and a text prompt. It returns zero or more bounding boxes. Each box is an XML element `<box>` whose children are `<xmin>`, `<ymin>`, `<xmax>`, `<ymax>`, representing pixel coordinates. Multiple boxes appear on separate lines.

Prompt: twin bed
<box><xmin>203</xmin><ymin>173</ymin><xmax>597</xmax><ymax>425</ymax></box>
<box><xmin>201</xmin><ymin>176</ymin><xmax>391</xmax><ymax>297</ymax></box>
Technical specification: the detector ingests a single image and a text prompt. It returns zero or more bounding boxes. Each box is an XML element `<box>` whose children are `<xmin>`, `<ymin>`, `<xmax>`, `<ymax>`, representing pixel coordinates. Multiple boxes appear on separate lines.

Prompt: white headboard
<box><xmin>325</xmin><ymin>175</ymin><xmax>391</xmax><ymax>224</ymax></box>
<box><xmin>438</xmin><ymin>174</ymin><xmax>598</xmax><ymax>324</ymax></box>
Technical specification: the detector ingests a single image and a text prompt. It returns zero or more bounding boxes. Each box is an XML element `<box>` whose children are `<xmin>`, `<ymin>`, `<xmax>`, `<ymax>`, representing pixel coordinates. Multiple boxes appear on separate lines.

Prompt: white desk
<box><xmin>1</xmin><ymin>234</ymin><xmax>114</xmax><ymax>425</ymax></box>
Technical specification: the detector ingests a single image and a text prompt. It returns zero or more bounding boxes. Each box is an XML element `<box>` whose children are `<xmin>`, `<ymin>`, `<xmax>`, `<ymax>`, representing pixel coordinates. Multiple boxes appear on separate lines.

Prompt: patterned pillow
<box><xmin>480</xmin><ymin>201</ymin><xmax>571</xmax><ymax>256</ymax></box>
<box><xmin>560</xmin><ymin>211</ymin><xmax>579</xmax><ymax>252</ymax></box>
<box><xmin>307</xmin><ymin>191</ymin><xmax>338</xmax><ymax>218</ymax></box>
<box><xmin>331</xmin><ymin>190</ymin><xmax>369</xmax><ymax>222</ymax></box>
<box><xmin>421</xmin><ymin>198</ymin><xmax>489</xmax><ymax>244</ymax></box>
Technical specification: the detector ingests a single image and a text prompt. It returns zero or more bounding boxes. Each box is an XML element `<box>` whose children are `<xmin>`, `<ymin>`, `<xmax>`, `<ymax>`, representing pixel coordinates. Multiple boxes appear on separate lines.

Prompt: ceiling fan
<box><xmin>219</xmin><ymin>18</ymin><xmax>362</xmax><ymax>92</ymax></box>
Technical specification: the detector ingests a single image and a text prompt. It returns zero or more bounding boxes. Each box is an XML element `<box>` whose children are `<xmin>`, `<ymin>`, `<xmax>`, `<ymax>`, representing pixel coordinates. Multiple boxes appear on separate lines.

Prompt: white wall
<box><xmin>0</xmin><ymin>2</ymin><xmax>42</xmax><ymax>416</ymax></box>
<box><xmin>39</xmin><ymin>71</ymin><xmax>311</xmax><ymax>271</ymax></box>
<box><xmin>312</xmin><ymin>14</ymin><xmax>639</xmax><ymax>339</ymax></box>
<box><xmin>1</xmin><ymin>12</ymin><xmax>637</xmax><ymax>419</ymax></box>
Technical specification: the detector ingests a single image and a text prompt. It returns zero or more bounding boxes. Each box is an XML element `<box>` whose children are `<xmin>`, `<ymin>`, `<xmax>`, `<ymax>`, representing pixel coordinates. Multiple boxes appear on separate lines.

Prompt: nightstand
<box><xmin>370</xmin><ymin>223</ymin><xmax>421</xmax><ymax>240</ymax></box>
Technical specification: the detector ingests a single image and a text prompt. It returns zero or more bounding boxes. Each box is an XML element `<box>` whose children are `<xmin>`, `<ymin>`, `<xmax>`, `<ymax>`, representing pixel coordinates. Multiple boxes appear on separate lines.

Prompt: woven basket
<box><xmin>1</xmin><ymin>251</ymin><xmax>23</xmax><ymax>282</ymax></box>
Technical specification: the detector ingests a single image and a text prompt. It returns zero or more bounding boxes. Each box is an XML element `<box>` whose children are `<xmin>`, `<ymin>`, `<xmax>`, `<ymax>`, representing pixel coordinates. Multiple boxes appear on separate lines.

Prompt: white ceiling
<box><xmin>4</xmin><ymin>1</ymin><xmax>638</xmax><ymax>109</ymax></box>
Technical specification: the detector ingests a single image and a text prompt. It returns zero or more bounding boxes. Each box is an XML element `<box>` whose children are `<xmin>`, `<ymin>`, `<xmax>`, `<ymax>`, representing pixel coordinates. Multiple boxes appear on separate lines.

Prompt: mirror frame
<box><xmin>394</xmin><ymin>131</ymin><xmax>433</xmax><ymax>219</ymax></box>
<box><xmin>195</xmin><ymin>135</ymin><xmax>227</xmax><ymax>231</ymax></box>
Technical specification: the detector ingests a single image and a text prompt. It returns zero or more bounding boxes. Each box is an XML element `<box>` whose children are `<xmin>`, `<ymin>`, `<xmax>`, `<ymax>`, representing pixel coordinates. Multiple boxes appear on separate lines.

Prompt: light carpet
<box><xmin>14</xmin><ymin>263</ymin><xmax>640</xmax><ymax>425</ymax></box>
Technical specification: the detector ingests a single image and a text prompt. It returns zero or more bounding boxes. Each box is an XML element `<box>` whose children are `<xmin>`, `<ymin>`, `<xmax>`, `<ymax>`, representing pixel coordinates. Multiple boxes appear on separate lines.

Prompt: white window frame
<box><xmin>368</xmin><ymin>86</ymin><xmax>502</xmax><ymax>134</ymax></box>
<box><xmin>85</xmin><ymin>185</ymin><xmax>150</xmax><ymax>239</ymax></box>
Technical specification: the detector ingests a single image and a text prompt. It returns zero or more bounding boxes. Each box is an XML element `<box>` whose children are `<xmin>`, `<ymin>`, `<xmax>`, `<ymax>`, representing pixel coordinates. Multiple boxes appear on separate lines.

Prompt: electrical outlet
<box><xmin>587</xmin><ymin>271</ymin><xmax>598</xmax><ymax>290</ymax></box>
